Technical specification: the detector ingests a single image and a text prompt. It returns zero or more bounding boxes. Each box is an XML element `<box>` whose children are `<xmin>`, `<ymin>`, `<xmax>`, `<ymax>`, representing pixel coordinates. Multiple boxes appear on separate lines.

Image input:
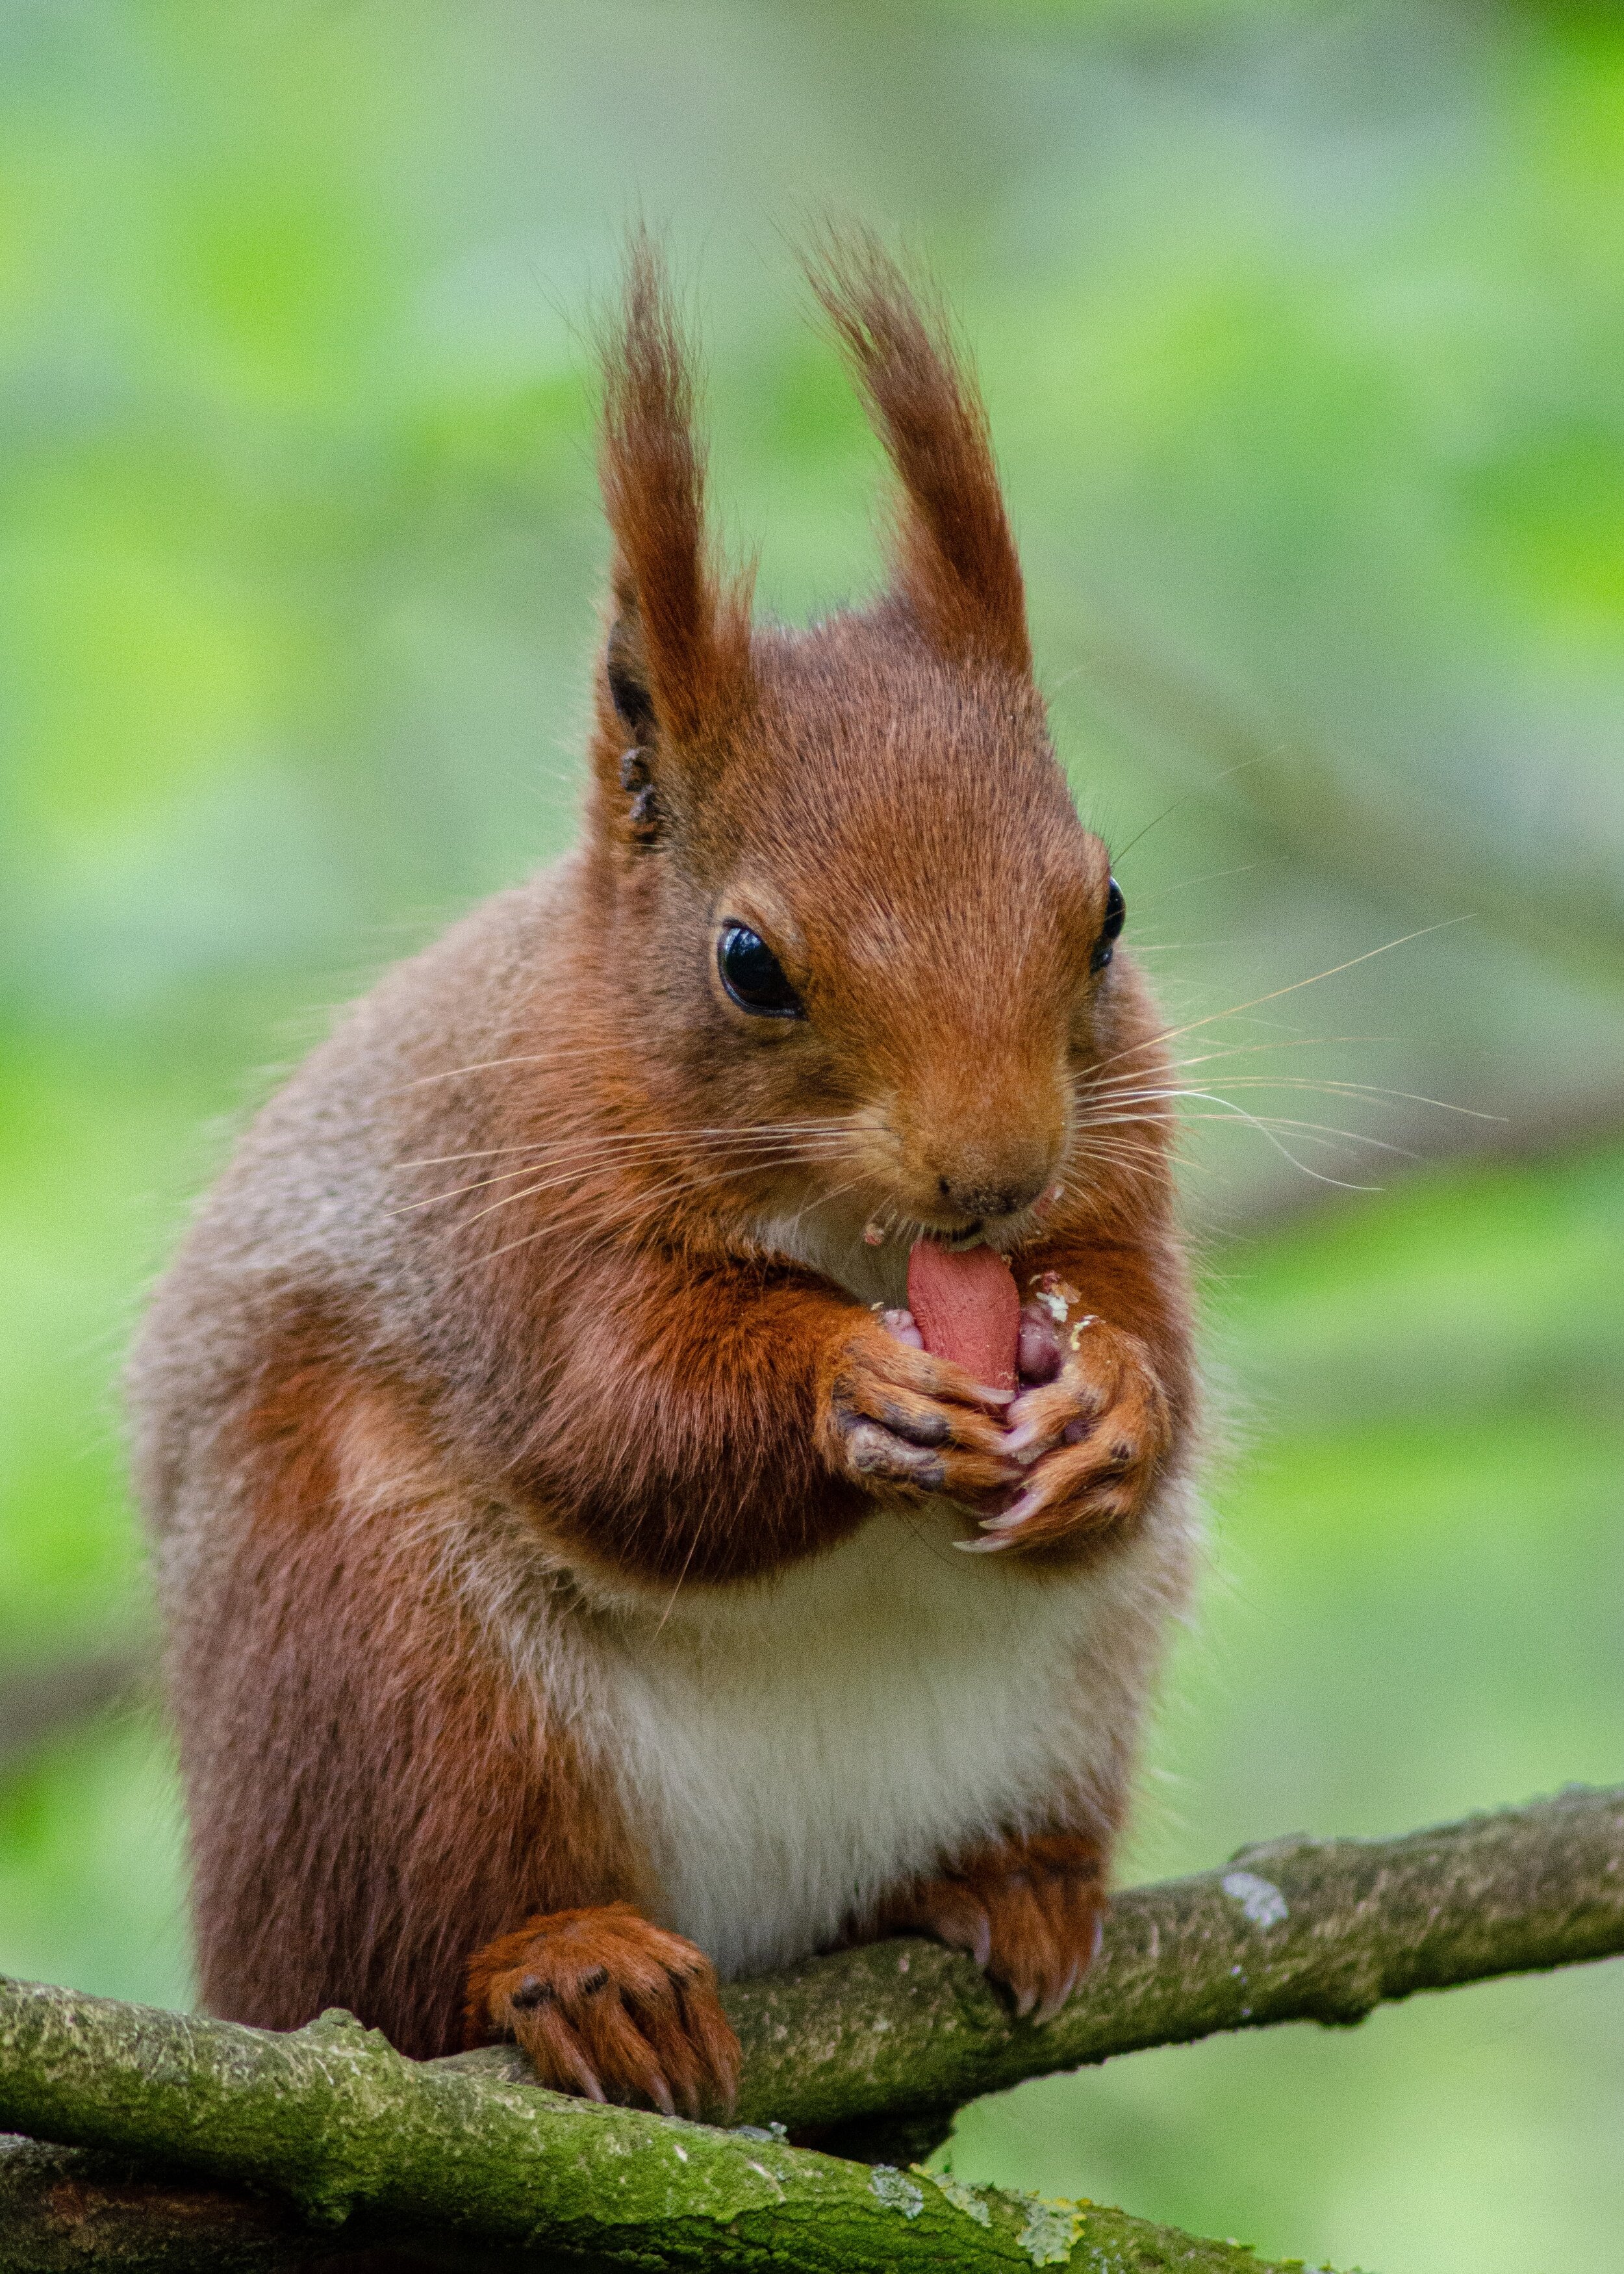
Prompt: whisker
<box><xmin>1067</xmin><ymin>1087</ymin><xmax>1405</xmax><ymax>1192</ymax></box>
<box><xmin>780</xmin><ymin>1172</ymin><xmax>870</xmax><ymax>1240</ymax></box>
<box><xmin>1073</xmin><ymin>1077</ymin><xmax>1488</xmax><ymax>1145</ymax></box>
<box><xmin>1109</xmin><ymin>754</ymin><xmax>1271</xmax><ymax>869</ymax></box>
<box><xmin>395</xmin><ymin>1115</ymin><xmax>867</xmax><ymax>1171</ymax></box>
<box><xmin>1077</xmin><ymin>1079</ymin><xmax>1419</xmax><ymax>1119</ymax></box>
<box><xmin>1127</xmin><ymin>862</ymin><xmax>1260</xmax><ymax>905</ymax></box>
<box><xmin>1084</xmin><ymin>921</ymin><xmax>1472</xmax><ymax>1082</ymax></box>
<box><xmin>391</xmin><ymin>1041</ymin><xmax>678</xmax><ymax>1091</ymax></box>
<box><xmin>1178</xmin><ymin>1114</ymin><xmax>1414</xmax><ymax>1158</ymax></box>
<box><xmin>470</xmin><ymin>1153</ymin><xmax>863</xmax><ymax>1271</ymax></box>
<box><xmin>394</xmin><ymin>1150</ymin><xmax>848</xmax><ymax>1220</ymax></box>
<box><xmin>390</xmin><ymin>1130</ymin><xmax>863</xmax><ymax>1216</ymax></box>
<box><xmin>1074</xmin><ymin>1090</ymin><xmax>1420</xmax><ymax>1158</ymax></box>
<box><xmin>1066</xmin><ymin>1143</ymin><xmax>1173</xmax><ymax>1178</ymax></box>
<box><xmin>453</xmin><ymin>1138</ymin><xmax>860</xmax><ymax>1229</ymax></box>
<box><xmin>1078</xmin><ymin>1057</ymin><xmax>1495</xmax><ymax>1121</ymax></box>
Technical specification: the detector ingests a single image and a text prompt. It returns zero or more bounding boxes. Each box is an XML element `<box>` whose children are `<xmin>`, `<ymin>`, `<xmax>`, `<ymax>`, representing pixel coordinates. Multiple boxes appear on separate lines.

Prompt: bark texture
<box><xmin>0</xmin><ymin>2135</ymin><xmax>342</xmax><ymax>2273</ymax></box>
<box><xmin>0</xmin><ymin>2007</ymin><xmax>1306</xmax><ymax>2273</ymax></box>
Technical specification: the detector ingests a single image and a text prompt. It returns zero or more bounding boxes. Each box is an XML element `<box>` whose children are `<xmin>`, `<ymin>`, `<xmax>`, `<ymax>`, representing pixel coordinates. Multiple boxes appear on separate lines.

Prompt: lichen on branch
<box><xmin>0</xmin><ymin>2001</ymin><xmax>1308</xmax><ymax>2272</ymax></box>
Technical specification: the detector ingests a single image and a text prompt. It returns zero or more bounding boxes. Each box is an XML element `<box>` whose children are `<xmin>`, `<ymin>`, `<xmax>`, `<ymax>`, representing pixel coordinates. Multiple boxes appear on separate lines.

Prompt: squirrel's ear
<box><xmin>598</xmin><ymin>235</ymin><xmax>754</xmax><ymax>754</ymax></box>
<box><xmin>806</xmin><ymin>230</ymin><xmax>1031</xmax><ymax>679</ymax></box>
<box><xmin>603</xmin><ymin>597</ymin><xmax>657</xmax><ymax>745</ymax></box>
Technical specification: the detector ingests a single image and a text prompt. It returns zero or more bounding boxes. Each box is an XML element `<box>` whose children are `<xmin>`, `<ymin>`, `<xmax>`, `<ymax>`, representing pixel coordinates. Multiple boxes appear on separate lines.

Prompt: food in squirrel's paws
<box><xmin>905</xmin><ymin>1240</ymin><xmax>1021</xmax><ymax>1391</ymax></box>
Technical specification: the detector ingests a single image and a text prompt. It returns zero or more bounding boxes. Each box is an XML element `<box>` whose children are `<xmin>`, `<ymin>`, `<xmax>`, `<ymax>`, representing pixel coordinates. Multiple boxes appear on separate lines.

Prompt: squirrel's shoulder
<box><xmin>130</xmin><ymin>854</ymin><xmax>589</xmax><ymax>1429</ymax></box>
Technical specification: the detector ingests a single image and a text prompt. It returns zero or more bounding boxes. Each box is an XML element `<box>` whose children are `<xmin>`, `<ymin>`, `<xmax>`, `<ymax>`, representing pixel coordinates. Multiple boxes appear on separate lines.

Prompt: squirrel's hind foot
<box><xmin>464</xmin><ymin>1902</ymin><xmax>740</xmax><ymax>2119</ymax></box>
<box><xmin>870</xmin><ymin>1830</ymin><xmax>1107</xmax><ymax>2028</ymax></box>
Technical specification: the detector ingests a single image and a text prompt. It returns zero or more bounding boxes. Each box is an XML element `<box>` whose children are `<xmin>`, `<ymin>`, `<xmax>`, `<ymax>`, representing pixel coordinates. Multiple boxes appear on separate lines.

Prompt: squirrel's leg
<box><xmin>514</xmin><ymin>1247</ymin><xmax>1021</xmax><ymax>1587</ymax></box>
<box><xmin>865</xmin><ymin>1829</ymin><xmax>1110</xmax><ymax>2027</ymax></box>
<box><xmin>464</xmin><ymin>1904</ymin><xmax>739</xmax><ymax>2117</ymax></box>
<box><xmin>165</xmin><ymin>1331</ymin><xmax>737</xmax><ymax>2112</ymax></box>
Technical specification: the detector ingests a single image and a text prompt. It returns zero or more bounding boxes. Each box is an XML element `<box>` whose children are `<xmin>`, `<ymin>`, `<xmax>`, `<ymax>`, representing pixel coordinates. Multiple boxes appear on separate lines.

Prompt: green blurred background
<box><xmin>1</xmin><ymin>3</ymin><xmax>1621</xmax><ymax>2267</ymax></box>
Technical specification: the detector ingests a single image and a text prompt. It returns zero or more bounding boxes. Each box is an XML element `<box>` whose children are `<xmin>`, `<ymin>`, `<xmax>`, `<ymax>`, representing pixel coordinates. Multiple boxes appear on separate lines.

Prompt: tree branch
<box><xmin>1</xmin><ymin>1785</ymin><xmax>1619</xmax><ymax>2271</ymax></box>
<box><xmin>692</xmin><ymin>1780</ymin><xmax>1624</xmax><ymax>2142</ymax></box>
<box><xmin>0</xmin><ymin>2134</ymin><xmax>342</xmax><ymax>2273</ymax></box>
<box><xmin>0</xmin><ymin>2005</ymin><xmax>1309</xmax><ymax>2273</ymax></box>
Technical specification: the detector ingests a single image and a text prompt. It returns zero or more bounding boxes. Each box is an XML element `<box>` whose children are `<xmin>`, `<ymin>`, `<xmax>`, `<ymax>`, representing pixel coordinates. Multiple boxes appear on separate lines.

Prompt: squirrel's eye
<box><xmin>1091</xmin><ymin>876</ymin><xmax>1126</xmax><ymax>973</ymax></box>
<box><xmin>718</xmin><ymin>925</ymin><xmax>804</xmax><ymax>1019</ymax></box>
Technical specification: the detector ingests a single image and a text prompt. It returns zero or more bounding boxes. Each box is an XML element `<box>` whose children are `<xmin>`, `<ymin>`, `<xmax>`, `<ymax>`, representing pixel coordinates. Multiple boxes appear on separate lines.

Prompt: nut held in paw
<box><xmin>906</xmin><ymin>1240</ymin><xmax>1020</xmax><ymax>1391</ymax></box>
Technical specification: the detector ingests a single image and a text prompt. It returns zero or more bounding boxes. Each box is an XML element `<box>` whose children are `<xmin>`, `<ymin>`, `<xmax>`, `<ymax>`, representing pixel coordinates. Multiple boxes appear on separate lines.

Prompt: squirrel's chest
<box><xmin>576</xmin><ymin>1513</ymin><xmax>1144</xmax><ymax>1979</ymax></box>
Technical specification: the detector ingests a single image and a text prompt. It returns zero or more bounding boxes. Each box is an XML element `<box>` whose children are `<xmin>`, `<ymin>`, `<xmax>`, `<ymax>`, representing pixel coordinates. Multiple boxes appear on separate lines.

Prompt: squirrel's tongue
<box><xmin>906</xmin><ymin>1240</ymin><xmax>1020</xmax><ymax>1391</ymax></box>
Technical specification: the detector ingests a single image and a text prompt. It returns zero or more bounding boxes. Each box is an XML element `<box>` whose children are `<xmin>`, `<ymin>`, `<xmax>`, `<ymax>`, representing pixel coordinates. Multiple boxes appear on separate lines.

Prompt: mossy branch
<box><xmin>2</xmin><ymin>1785</ymin><xmax>1621</xmax><ymax>2271</ymax></box>
<box><xmin>0</xmin><ymin>2003</ymin><xmax>1312</xmax><ymax>2274</ymax></box>
<box><xmin>702</xmin><ymin>1780</ymin><xmax>1624</xmax><ymax>2143</ymax></box>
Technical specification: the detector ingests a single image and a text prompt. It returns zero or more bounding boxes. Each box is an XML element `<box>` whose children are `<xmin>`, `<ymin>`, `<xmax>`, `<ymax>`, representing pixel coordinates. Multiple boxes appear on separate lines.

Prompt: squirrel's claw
<box><xmin>464</xmin><ymin>1902</ymin><xmax>739</xmax><ymax>2120</ymax></box>
<box><xmin>820</xmin><ymin>1312</ymin><xmax>1024</xmax><ymax>1507</ymax></box>
<box><xmin>870</xmin><ymin>1830</ymin><xmax>1107</xmax><ymax>2026</ymax></box>
<box><xmin>971</xmin><ymin>1320</ymin><xmax>1169</xmax><ymax>1553</ymax></box>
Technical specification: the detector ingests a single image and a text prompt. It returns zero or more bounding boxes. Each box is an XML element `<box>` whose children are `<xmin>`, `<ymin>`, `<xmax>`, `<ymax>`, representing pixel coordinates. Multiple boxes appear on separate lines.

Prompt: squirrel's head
<box><xmin>580</xmin><ymin>234</ymin><xmax>1146</xmax><ymax>1289</ymax></box>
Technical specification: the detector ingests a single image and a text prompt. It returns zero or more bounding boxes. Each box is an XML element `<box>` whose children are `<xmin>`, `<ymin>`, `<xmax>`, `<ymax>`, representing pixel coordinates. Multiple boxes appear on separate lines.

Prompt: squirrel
<box><xmin>127</xmin><ymin>233</ymin><xmax>1198</xmax><ymax>2121</ymax></box>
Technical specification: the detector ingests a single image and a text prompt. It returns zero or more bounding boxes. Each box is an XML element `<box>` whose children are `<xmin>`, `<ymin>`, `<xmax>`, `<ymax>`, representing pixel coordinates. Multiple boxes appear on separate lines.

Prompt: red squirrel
<box><xmin>128</xmin><ymin>234</ymin><xmax>1197</xmax><ymax>2120</ymax></box>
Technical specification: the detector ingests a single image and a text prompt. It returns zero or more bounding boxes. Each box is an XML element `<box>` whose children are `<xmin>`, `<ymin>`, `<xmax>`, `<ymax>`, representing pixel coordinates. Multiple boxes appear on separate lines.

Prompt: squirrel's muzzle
<box><xmin>903</xmin><ymin>1066</ymin><xmax>1066</xmax><ymax>1231</ymax></box>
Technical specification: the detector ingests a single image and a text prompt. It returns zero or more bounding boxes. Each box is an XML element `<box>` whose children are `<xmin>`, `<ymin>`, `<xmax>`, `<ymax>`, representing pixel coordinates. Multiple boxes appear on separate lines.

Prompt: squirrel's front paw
<box><xmin>963</xmin><ymin>1300</ymin><xmax>1169</xmax><ymax>1556</ymax></box>
<box><xmin>817</xmin><ymin>1310</ymin><xmax>1021</xmax><ymax>1507</ymax></box>
<box><xmin>464</xmin><ymin>1902</ymin><xmax>739</xmax><ymax>2118</ymax></box>
<box><xmin>874</xmin><ymin>1830</ymin><xmax>1107</xmax><ymax>2027</ymax></box>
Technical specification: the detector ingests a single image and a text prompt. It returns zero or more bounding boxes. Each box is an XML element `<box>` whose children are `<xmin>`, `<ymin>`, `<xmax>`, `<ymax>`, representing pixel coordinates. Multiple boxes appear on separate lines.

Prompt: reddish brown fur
<box><xmin>464</xmin><ymin>1904</ymin><xmax>740</xmax><ymax>2117</ymax></box>
<box><xmin>872</xmin><ymin>1830</ymin><xmax>1107</xmax><ymax>2026</ymax></box>
<box><xmin>598</xmin><ymin>235</ymin><xmax>755</xmax><ymax>752</ymax></box>
<box><xmin>807</xmin><ymin>231</ymin><xmax>1031</xmax><ymax>676</ymax></box>
<box><xmin>167</xmin><ymin>1307</ymin><xmax>644</xmax><ymax>2061</ymax></box>
<box><xmin>129</xmin><ymin>235</ymin><xmax>1197</xmax><ymax>2104</ymax></box>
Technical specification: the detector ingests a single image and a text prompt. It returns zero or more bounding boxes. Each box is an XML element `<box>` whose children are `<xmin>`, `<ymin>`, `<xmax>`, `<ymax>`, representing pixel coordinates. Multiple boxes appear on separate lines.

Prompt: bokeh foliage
<box><xmin>1</xmin><ymin>5</ymin><xmax>1620</xmax><ymax>2271</ymax></box>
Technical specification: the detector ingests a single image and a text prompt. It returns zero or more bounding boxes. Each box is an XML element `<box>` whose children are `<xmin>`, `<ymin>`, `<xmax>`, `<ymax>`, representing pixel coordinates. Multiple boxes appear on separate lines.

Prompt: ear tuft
<box><xmin>805</xmin><ymin>227</ymin><xmax>1031</xmax><ymax>678</ymax></box>
<box><xmin>598</xmin><ymin>233</ymin><xmax>753</xmax><ymax>749</ymax></box>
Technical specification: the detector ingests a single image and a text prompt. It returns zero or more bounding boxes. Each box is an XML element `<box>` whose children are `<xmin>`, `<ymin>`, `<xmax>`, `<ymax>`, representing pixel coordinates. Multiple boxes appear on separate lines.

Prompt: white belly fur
<box><xmin>566</xmin><ymin>1493</ymin><xmax>1197</xmax><ymax>1979</ymax></box>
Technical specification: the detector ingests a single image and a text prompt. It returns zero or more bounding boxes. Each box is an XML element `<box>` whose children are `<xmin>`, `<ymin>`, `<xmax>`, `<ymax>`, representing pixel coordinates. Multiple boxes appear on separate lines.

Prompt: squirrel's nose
<box><xmin>910</xmin><ymin>1070</ymin><xmax>1065</xmax><ymax>1227</ymax></box>
<box><xmin>934</xmin><ymin>1164</ymin><xmax>1050</xmax><ymax>1224</ymax></box>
